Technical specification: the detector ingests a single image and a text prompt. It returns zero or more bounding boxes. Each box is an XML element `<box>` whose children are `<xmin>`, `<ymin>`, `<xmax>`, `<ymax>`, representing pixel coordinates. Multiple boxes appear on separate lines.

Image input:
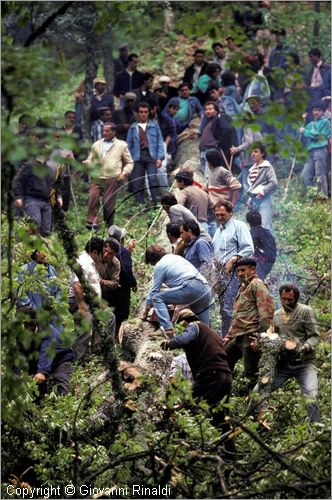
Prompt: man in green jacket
<box><xmin>300</xmin><ymin>102</ymin><xmax>331</xmax><ymax>198</ymax></box>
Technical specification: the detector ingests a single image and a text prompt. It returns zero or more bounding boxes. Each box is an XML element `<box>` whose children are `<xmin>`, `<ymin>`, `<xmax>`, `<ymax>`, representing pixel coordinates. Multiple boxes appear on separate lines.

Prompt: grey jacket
<box><xmin>242</xmin><ymin>160</ymin><xmax>278</xmax><ymax>198</ymax></box>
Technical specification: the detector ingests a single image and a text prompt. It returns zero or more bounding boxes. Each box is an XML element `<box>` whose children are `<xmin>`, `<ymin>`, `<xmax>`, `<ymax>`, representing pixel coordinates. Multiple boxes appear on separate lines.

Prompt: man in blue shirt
<box><xmin>140</xmin><ymin>244</ymin><xmax>211</xmax><ymax>336</ymax></box>
<box><xmin>180</xmin><ymin>220</ymin><xmax>212</xmax><ymax>274</ymax></box>
<box><xmin>212</xmin><ymin>200</ymin><xmax>254</xmax><ymax>337</ymax></box>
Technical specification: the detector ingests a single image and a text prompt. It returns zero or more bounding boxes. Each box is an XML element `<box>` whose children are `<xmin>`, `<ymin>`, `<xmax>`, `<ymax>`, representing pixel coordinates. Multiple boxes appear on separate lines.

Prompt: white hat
<box><xmin>159</xmin><ymin>75</ymin><xmax>171</xmax><ymax>83</ymax></box>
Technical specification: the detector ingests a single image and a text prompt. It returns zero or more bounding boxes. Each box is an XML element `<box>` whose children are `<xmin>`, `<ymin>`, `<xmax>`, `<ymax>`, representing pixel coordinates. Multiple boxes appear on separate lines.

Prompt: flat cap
<box><xmin>236</xmin><ymin>257</ymin><xmax>257</xmax><ymax>267</ymax></box>
<box><xmin>176</xmin><ymin>309</ymin><xmax>199</xmax><ymax>323</ymax></box>
<box><xmin>94</xmin><ymin>77</ymin><xmax>106</xmax><ymax>85</ymax></box>
<box><xmin>124</xmin><ymin>92</ymin><xmax>137</xmax><ymax>100</ymax></box>
<box><xmin>159</xmin><ymin>75</ymin><xmax>171</xmax><ymax>83</ymax></box>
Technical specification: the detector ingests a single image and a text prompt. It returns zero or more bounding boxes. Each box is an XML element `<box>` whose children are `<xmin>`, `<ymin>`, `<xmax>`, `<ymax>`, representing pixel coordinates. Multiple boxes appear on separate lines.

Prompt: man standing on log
<box><xmin>212</xmin><ymin>200</ymin><xmax>254</xmax><ymax>337</ymax></box>
<box><xmin>222</xmin><ymin>257</ymin><xmax>274</xmax><ymax>390</ymax></box>
<box><xmin>270</xmin><ymin>284</ymin><xmax>321</xmax><ymax>423</ymax></box>
<box><xmin>140</xmin><ymin>245</ymin><xmax>211</xmax><ymax>337</ymax></box>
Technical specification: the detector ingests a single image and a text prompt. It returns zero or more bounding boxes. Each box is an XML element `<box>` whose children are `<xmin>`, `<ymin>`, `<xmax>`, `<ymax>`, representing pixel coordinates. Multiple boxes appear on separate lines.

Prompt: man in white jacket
<box><xmin>83</xmin><ymin>122</ymin><xmax>134</xmax><ymax>230</ymax></box>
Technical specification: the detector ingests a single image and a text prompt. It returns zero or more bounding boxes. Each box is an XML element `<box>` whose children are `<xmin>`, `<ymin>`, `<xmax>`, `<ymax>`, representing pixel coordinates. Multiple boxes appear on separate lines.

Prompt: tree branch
<box><xmin>24</xmin><ymin>1</ymin><xmax>74</xmax><ymax>47</ymax></box>
<box><xmin>231</xmin><ymin>418</ymin><xmax>315</xmax><ymax>483</ymax></box>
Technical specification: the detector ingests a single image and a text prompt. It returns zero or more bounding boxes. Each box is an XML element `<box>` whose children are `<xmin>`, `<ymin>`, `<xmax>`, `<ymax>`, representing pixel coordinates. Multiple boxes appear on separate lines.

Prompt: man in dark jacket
<box><xmin>112</xmin><ymin>93</ymin><xmax>137</xmax><ymax>141</ymax></box>
<box><xmin>107</xmin><ymin>225</ymin><xmax>137</xmax><ymax>334</ymax></box>
<box><xmin>305</xmin><ymin>48</ymin><xmax>331</xmax><ymax>109</ymax></box>
<box><xmin>113</xmin><ymin>53</ymin><xmax>145</xmax><ymax>99</ymax></box>
<box><xmin>199</xmin><ymin>101</ymin><xmax>237</xmax><ymax>178</ymax></box>
<box><xmin>133</xmin><ymin>72</ymin><xmax>159</xmax><ymax>108</ymax></box>
<box><xmin>13</xmin><ymin>147</ymin><xmax>64</xmax><ymax>237</ymax></box>
<box><xmin>246</xmin><ymin>210</ymin><xmax>276</xmax><ymax>280</ymax></box>
<box><xmin>160</xmin><ymin>308</ymin><xmax>236</xmax><ymax>457</ymax></box>
<box><xmin>183</xmin><ymin>49</ymin><xmax>209</xmax><ymax>88</ymax></box>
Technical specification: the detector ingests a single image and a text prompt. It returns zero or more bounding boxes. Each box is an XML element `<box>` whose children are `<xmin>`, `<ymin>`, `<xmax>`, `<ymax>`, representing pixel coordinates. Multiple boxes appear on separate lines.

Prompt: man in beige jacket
<box><xmin>84</xmin><ymin>122</ymin><xmax>134</xmax><ymax>229</ymax></box>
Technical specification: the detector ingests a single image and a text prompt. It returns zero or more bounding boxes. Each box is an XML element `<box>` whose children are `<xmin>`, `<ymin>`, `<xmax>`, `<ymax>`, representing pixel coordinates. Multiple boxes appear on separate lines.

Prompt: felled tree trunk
<box><xmin>119</xmin><ymin>119</ymin><xmax>203</xmax><ymax>388</ymax></box>
<box><xmin>175</xmin><ymin>117</ymin><xmax>202</xmax><ymax>179</ymax></box>
<box><xmin>247</xmin><ymin>334</ymin><xmax>302</xmax><ymax>417</ymax></box>
<box><xmin>119</xmin><ymin>319</ymin><xmax>173</xmax><ymax>391</ymax></box>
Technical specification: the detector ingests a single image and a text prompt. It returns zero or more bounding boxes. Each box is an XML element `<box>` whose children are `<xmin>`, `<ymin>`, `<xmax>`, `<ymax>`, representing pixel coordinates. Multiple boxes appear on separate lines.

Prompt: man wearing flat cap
<box><xmin>155</xmin><ymin>75</ymin><xmax>179</xmax><ymax>112</ymax></box>
<box><xmin>223</xmin><ymin>257</ymin><xmax>274</xmax><ymax>390</ymax></box>
<box><xmin>90</xmin><ymin>77</ymin><xmax>114</xmax><ymax>125</ymax></box>
<box><xmin>160</xmin><ymin>308</ymin><xmax>236</xmax><ymax>456</ymax></box>
<box><xmin>112</xmin><ymin>93</ymin><xmax>137</xmax><ymax>141</ymax></box>
<box><xmin>114</xmin><ymin>43</ymin><xmax>129</xmax><ymax>75</ymax></box>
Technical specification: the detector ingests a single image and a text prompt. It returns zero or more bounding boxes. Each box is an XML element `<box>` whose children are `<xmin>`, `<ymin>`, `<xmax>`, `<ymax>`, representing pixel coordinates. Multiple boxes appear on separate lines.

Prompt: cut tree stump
<box><xmin>247</xmin><ymin>334</ymin><xmax>303</xmax><ymax>417</ymax></box>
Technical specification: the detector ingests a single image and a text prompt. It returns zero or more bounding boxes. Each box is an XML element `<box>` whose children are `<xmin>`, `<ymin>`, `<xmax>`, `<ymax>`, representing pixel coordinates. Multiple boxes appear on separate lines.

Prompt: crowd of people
<box><xmin>12</xmin><ymin>29</ymin><xmax>329</xmax><ymax>436</ymax></box>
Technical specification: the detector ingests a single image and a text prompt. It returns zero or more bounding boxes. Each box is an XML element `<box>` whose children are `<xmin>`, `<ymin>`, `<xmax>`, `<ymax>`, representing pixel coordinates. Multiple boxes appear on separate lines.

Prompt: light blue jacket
<box><xmin>166</xmin><ymin>96</ymin><xmax>203</xmax><ymax>122</ymax></box>
<box><xmin>126</xmin><ymin>121</ymin><xmax>165</xmax><ymax>161</ymax></box>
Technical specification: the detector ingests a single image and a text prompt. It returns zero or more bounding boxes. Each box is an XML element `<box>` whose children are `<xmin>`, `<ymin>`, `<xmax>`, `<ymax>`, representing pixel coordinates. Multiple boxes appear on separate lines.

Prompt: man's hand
<box><xmin>15</xmin><ymin>199</ymin><xmax>23</xmax><ymax>207</ymax></box>
<box><xmin>34</xmin><ymin>372</ymin><xmax>47</xmax><ymax>383</ymax></box>
<box><xmin>156</xmin><ymin>159</ymin><xmax>162</xmax><ymax>168</ymax></box>
<box><xmin>224</xmin><ymin>256</ymin><xmax>237</xmax><ymax>275</ymax></box>
<box><xmin>301</xmin><ymin>342</ymin><xmax>312</xmax><ymax>354</ymax></box>
<box><xmin>299</xmin><ymin>127</ymin><xmax>304</xmax><ymax>134</ymax></box>
<box><xmin>255</xmin><ymin>190</ymin><xmax>265</xmax><ymax>199</ymax></box>
<box><xmin>230</xmin><ymin>146</ymin><xmax>238</xmax><ymax>156</ymax></box>
<box><xmin>118</xmin><ymin>172</ymin><xmax>126</xmax><ymax>182</ymax></box>
<box><xmin>160</xmin><ymin>340</ymin><xmax>169</xmax><ymax>351</ymax></box>
<box><xmin>127</xmin><ymin>239</ymin><xmax>136</xmax><ymax>253</ymax></box>
<box><xmin>249</xmin><ymin>336</ymin><xmax>260</xmax><ymax>351</ymax></box>
<box><xmin>57</xmin><ymin>197</ymin><xmax>63</xmax><ymax>208</ymax></box>
<box><xmin>139</xmin><ymin>306</ymin><xmax>151</xmax><ymax>321</ymax></box>
<box><xmin>223</xmin><ymin>336</ymin><xmax>231</xmax><ymax>347</ymax></box>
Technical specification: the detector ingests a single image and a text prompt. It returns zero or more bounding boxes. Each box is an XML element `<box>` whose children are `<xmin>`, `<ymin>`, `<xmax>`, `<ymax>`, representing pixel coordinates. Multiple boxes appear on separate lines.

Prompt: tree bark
<box><xmin>99</xmin><ymin>26</ymin><xmax>114</xmax><ymax>92</ymax></box>
<box><xmin>313</xmin><ymin>1</ymin><xmax>320</xmax><ymax>46</ymax></box>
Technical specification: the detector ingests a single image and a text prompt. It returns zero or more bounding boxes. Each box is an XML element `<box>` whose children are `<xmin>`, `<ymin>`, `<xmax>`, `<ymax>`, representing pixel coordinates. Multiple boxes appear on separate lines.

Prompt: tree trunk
<box><xmin>99</xmin><ymin>26</ymin><xmax>114</xmax><ymax>92</ymax></box>
<box><xmin>313</xmin><ymin>1</ymin><xmax>320</xmax><ymax>46</ymax></box>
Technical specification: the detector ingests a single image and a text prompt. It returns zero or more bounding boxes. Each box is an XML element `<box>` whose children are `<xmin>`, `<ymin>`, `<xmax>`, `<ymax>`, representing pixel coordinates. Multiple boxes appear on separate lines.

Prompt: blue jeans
<box><xmin>152</xmin><ymin>278</ymin><xmax>211</xmax><ymax>329</ymax></box>
<box><xmin>272</xmin><ymin>361</ymin><xmax>320</xmax><ymax>423</ymax></box>
<box><xmin>131</xmin><ymin>150</ymin><xmax>160</xmax><ymax>204</ymax></box>
<box><xmin>25</xmin><ymin>197</ymin><xmax>52</xmax><ymax>236</ymax></box>
<box><xmin>301</xmin><ymin>147</ymin><xmax>328</xmax><ymax>197</ymax></box>
<box><xmin>217</xmin><ymin>270</ymin><xmax>240</xmax><ymax>337</ymax></box>
<box><xmin>249</xmin><ymin>194</ymin><xmax>273</xmax><ymax>233</ymax></box>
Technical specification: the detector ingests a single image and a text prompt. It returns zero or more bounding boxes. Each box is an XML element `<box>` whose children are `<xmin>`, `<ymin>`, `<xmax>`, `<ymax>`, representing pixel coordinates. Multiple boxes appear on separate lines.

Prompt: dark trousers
<box><xmin>193</xmin><ymin>371</ymin><xmax>236</xmax><ymax>457</ymax></box>
<box><xmin>49</xmin><ymin>359</ymin><xmax>73</xmax><ymax>395</ymax></box>
<box><xmin>87</xmin><ymin>178</ymin><xmax>120</xmax><ymax>226</ymax></box>
<box><xmin>131</xmin><ymin>150</ymin><xmax>160</xmax><ymax>204</ymax></box>
<box><xmin>226</xmin><ymin>335</ymin><xmax>260</xmax><ymax>386</ymax></box>
<box><xmin>25</xmin><ymin>197</ymin><xmax>52</xmax><ymax>236</ymax></box>
<box><xmin>62</xmin><ymin>177</ymin><xmax>72</xmax><ymax>212</ymax></box>
<box><xmin>103</xmin><ymin>288</ymin><xmax>131</xmax><ymax>334</ymax></box>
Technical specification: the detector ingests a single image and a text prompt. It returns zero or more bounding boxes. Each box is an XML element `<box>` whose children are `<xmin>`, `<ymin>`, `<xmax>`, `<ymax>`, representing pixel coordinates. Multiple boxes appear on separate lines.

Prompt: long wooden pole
<box><xmin>283</xmin><ymin>123</ymin><xmax>304</xmax><ymax>201</ymax></box>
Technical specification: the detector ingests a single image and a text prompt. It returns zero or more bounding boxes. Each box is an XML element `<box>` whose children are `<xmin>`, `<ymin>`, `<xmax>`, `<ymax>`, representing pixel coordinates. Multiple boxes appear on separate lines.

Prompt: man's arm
<box><xmin>145</xmin><ymin>263</ymin><xmax>166</xmax><ymax>306</ymax></box>
<box><xmin>163</xmin><ymin>323</ymin><xmax>199</xmax><ymax>350</ymax></box>
<box><xmin>254</xmin><ymin>281</ymin><xmax>275</xmax><ymax>332</ymax></box>
<box><xmin>303</xmin><ymin>307</ymin><xmax>320</xmax><ymax>350</ymax></box>
<box><xmin>100</xmin><ymin>259</ymin><xmax>121</xmax><ymax>290</ymax></box>
<box><xmin>119</xmin><ymin>144</ymin><xmax>134</xmax><ymax>180</ymax></box>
